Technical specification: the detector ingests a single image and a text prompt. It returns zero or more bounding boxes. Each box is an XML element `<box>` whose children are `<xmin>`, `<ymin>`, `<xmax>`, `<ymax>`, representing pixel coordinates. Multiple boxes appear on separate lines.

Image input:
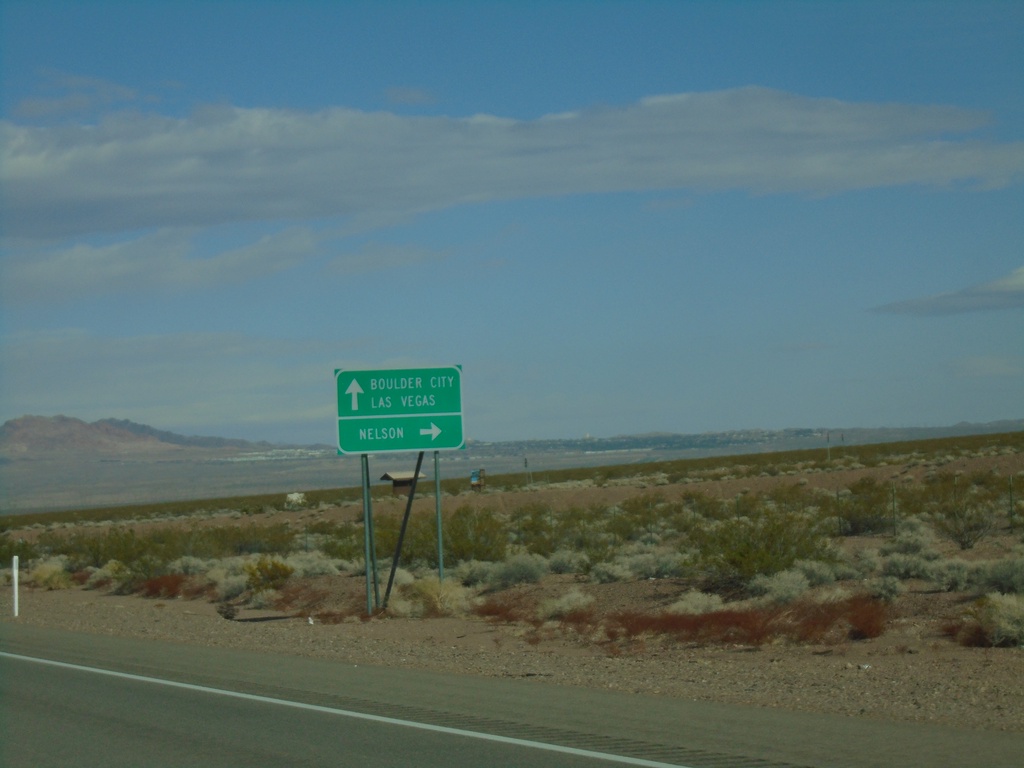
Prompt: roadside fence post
<box><xmin>12</xmin><ymin>555</ymin><xmax>19</xmax><ymax>617</ymax></box>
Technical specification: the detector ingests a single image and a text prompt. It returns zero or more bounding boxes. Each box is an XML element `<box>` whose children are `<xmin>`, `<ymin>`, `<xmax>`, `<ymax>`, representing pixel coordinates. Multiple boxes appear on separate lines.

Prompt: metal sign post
<box><xmin>360</xmin><ymin>455</ymin><xmax>374</xmax><ymax>615</ymax></box>
<box><xmin>434</xmin><ymin>451</ymin><xmax>444</xmax><ymax>582</ymax></box>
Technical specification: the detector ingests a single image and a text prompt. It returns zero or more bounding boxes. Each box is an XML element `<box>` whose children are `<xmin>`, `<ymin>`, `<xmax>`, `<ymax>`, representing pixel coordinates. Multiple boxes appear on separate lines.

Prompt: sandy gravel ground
<box><xmin>4</xmin><ymin>574</ymin><xmax>1022</xmax><ymax>734</ymax></box>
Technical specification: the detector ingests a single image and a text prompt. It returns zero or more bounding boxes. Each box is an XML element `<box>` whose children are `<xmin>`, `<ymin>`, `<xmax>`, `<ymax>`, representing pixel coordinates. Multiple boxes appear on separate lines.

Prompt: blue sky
<box><xmin>1</xmin><ymin>1</ymin><xmax>1022</xmax><ymax>445</ymax></box>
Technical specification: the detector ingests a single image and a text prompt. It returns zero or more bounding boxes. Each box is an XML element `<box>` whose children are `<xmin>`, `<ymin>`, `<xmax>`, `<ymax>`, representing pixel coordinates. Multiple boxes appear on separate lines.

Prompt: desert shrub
<box><xmin>548</xmin><ymin>548</ymin><xmax>589</xmax><ymax>574</ymax></box>
<box><xmin>550</xmin><ymin>504</ymin><xmax>612</xmax><ymax>556</ymax></box>
<box><xmin>831</xmin><ymin>561</ymin><xmax>864</xmax><ymax>581</ymax></box>
<box><xmin>750</xmin><ymin>569</ymin><xmax>811</xmax><ymax>604</ymax></box>
<box><xmin>834</xmin><ymin>477</ymin><xmax>892</xmax><ymax>535</ymax></box>
<box><xmin>86</xmin><ymin>559</ymin><xmax>129</xmax><ymax>590</ymax></box>
<box><xmin>976</xmin><ymin>557</ymin><xmax>1024</xmax><ymax>594</ymax></box>
<box><xmin>204</xmin><ymin>559</ymin><xmax>249</xmax><ymax>600</ymax></box>
<box><xmin>248</xmin><ymin>589</ymin><xmax>280</xmax><ymax>609</ymax></box>
<box><xmin>454</xmin><ymin>559</ymin><xmax>497</xmax><ymax>587</ymax></box>
<box><xmin>139</xmin><ymin>573</ymin><xmax>188</xmax><ymax>598</ymax></box>
<box><xmin>947</xmin><ymin>594</ymin><xmax>1024</xmax><ymax>647</ymax></box>
<box><xmin>213</xmin><ymin>572</ymin><xmax>249</xmax><ymax>601</ymax></box>
<box><xmin>33</xmin><ymin>522</ymin><xmax>298</xmax><ymax>576</ymax></box>
<box><xmin>929</xmin><ymin>559</ymin><xmax>976</xmax><ymax>592</ymax></box>
<box><xmin>589</xmin><ymin>560</ymin><xmax>633</xmax><ymax>584</ymax></box>
<box><xmin>316</xmin><ymin>522</ymin><xmax>363</xmax><ymax>561</ymax></box>
<box><xmin>882</xmin><ymin>553</ymin><xmax>935</xmax><ymax>580</ymax></box>
<box><xmin>538</xmin><ymin>588</ymin><xmax>595</xmax><ymax>621</ymax></box>
<box><xmin>167</xmin><ymin>556</ymin><xmax>214</xmax><ymax>575</ymax></box>
<box><xmin>490</xmin><ymin>553</ymin><xmax>548</xmax><ymax>589</ymax></box>
<box><xmin>693</xmin><ymin>506</ymin><xmax>834</xmax><ymax>590</ymax></box>
<box><xmin>932</xmin><ymin>500</ymin><xmax>997</xmax><ymax>551</ymax></box>
<box><xmin>284</xmin><ymin>551</ymin><xmax>340</xmax><ymax>578</ymax></box>
<box><xmin>445</xmin><ymin>505</ymin><xmax>507</xmax><ymax>563</ymax></box>
<box><xmin>37</xmin><ymin>528</ymin><xmax>149</xmax><ymax>571</ymax></box>
<box><xmin>880</xmin><ymin>523</ymin><xmax>940</xmax><ymax>559</ymax></box>
<box><xmin>29</xmin><ymin>557</ymin><xmax>72</xmax><ymax>590</ymax></box>
<box><xmin>120</xmin><ymin>554</ymin><xmax>167</xmax><ymax>591</ymax></box>
<box><xmin>615</xmin><ymin>493</ymin><xmax>667</xmax><ymax>540</ymax></box>
<box><xmin>866</xmin><ymin>576</ymin><xmax>905</xmax><ymax>601</ymax></box>
<box><xmin>244</xmin><ymin>556</ymin><xmax>294</xmax><ymax>593</ymax></box>
<box><xmin>666</xmin><ymin>590</ymin><xmax>724</xmax><ymax>615</ymax></box>
<box><xmin>213</xmin><ymin>523</ymin><xmax>297</xmax><ymax>555</ymax></box>
<box><xmin>0</xmin><ymin>533</ymin><xmax>39</xmax><ymax>563</ymax></box>
<box><xmin>677</xmin><ymin>491</ymin><xmax>730</xmax><ymax>523</ymax></box>
<box><xmin>842</xmin><ymin>548</ymin><xmax>879</xmax><ymax>579</ymax></box>
<box><xmin>508</xmin><ymin>503</ymin><xmax>557</xmax><ymax>555</ymax></box>
<box><xmin>792</xmin><ymin>559</ymin><xmax>837</xmax><ymax>586</ymax></box>
<box><xmin>615</xmin><ymin>549</ymin><xmax>686</xmax><ymax>580</ymax></box>
<box><xmin>372</xmin><ymin>511</ymin><xmax>438</xmax><ymax>566</ymax></box>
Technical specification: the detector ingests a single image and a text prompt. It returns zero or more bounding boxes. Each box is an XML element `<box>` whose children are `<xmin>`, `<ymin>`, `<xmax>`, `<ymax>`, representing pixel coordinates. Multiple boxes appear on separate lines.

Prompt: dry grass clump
<box><xmin>473</xmin><ymin>585</ymin><xmax>889</xmax><ymax>649</ymax></box>
<box><xmin>537</xmin><ymin>588</ymin><xmax>595</xmax><ymax>621</ymax></box>
<box><xmin>604</xmin><ymin>594</ymin><xmax>889</xmax><ymax>648</ymax></box>
<box><xmin>944</xmin><ymin>593</ymin><xmax>1024</xmax><ymax>648</ymax></box>
<box><xmin>139</xmin><ymin>572</ymin><xmax>189</xmax><ymax>598</ymax></box>
<box><xmin>389</xmin><ymin>576</ymin><xmax>472</xmax><ymax>618</ymax></box>
<box><xmin>666</xmin><ymin>590</ymin><xmax>724</xmax><ymax>615</ymax></box>
<box><xmin>29</xmin><ymin>557</ymin><xmax>72</xmax><ymax>590</ymax></box>
<box><xmin>472</xmin><ymin>592</ymin><xmax>538</xmax><ymax>624</ymax></box>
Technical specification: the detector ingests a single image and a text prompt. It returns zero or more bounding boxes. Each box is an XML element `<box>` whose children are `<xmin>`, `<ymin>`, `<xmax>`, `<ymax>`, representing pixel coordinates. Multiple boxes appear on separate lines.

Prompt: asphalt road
<box><xmin>1</xmin><ymin>624</ymin><xmax>1021</xmax><ymax>768</ymax></box>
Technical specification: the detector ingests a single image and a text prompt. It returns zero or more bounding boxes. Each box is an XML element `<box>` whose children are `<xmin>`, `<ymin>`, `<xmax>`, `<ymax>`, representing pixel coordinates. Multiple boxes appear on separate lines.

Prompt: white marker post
<box><xmin>12</xmin><ymin>556</ymin><xmax>19</xmax><ymax>617</ymax></box>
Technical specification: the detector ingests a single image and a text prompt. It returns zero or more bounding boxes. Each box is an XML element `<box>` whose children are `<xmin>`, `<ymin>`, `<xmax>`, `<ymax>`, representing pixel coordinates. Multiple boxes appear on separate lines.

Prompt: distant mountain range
<box><xmin>2</xmin><ymin>414</ymin><xmax>1022</xmax><ymax>459</ymax></box>
<box><xmin>0</xmin><ymin>415</ymin><xmax>277</xmax><ymax>455</ymax></box>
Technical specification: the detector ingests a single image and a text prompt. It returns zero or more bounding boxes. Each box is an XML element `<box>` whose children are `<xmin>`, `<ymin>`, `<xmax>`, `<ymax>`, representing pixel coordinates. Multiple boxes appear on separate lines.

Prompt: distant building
<box><xmin>380</xmin><ymin>470</ymin><xmax>427</xmax><ymax>494</ymax></box>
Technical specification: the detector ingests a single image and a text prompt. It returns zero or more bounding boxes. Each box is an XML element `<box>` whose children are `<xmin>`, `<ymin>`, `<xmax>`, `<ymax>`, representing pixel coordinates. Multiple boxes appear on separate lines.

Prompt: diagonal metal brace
<box><xmin>382</xmin><ymin>451</ymin><xmax>425</xmax><ymax>609</ymax></box>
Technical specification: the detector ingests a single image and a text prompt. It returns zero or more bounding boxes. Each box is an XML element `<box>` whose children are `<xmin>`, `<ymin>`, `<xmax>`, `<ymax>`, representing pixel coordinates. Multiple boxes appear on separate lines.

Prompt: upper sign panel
<box><xmin>335</xmin><ymin>366</ymin><xmax>464</xmax><ymax>454</ymax></box>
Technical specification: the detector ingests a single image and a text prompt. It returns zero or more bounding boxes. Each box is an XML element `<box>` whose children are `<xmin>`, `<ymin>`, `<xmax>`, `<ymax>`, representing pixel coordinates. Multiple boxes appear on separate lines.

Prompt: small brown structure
<box><xmin>380</xmin><ymin>470</ymin><xmax>427</xmax><ymax>495</ymax></box>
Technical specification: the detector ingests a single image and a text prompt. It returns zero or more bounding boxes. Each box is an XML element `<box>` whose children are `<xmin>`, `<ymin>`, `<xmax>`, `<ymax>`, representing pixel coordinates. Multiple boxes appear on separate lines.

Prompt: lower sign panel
<box><xmin>337</xmin><ymin>414</ymin><xmax>465</xmax><ymax>455</ymax></box>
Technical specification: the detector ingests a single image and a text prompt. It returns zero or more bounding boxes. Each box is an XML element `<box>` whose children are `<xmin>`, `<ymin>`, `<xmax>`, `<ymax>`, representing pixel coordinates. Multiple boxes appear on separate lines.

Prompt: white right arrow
<box><xmin>420</xmin><ymin>422</ymin><xmax>441</xmax><ymax>440</ymax></box>
<box><xmin>345</xmin><ymin>379</ymin><xmax>364</xmax><ymax>411</ymax></box>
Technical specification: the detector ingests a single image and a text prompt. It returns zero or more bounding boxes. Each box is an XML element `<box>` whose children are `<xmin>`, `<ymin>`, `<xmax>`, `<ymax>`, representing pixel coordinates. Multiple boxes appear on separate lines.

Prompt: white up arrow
<box><xmin>420</xmin><ymin>423</ymin><xmax>442</xmax><ymax>440</ymax></box>
<box><xmin>345</xmin><ymin>379</ymin><xmax>364</xmax><ymax>411</ymax></box>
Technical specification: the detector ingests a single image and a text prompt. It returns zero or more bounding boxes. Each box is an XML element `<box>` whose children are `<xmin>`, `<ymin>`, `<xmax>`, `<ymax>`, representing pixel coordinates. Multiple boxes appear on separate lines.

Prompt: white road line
<box><xmin>1</xmin><ymin>651</ymin><xmax>691</xmax><ymax>768</ymax></box>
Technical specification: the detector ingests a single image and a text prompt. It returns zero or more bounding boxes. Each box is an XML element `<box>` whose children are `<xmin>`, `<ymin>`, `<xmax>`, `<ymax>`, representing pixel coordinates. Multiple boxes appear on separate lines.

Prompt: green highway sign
<box><xmin>335</xmin><ymin>366</ymin><xmax>464</xmax><ymax>455</ymax></box>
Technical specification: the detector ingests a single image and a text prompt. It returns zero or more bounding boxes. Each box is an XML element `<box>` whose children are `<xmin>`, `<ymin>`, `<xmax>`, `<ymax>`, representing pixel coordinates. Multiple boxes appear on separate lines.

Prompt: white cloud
<box><xmin>874</xmin><ymin>266</ymin><xmax>1024</xmax><ymax>315</ymax></box>
<box><xmin>13</xmin><ymin>69</ymin><xmax>139</xmax><ymax>119</ymax></box>
<box><xmin>3</xmin><ymin>87</ymin><xmax>1021</xmax><ymax>242</ymax></box>
<box><xmin>950</xmin><ymin>355</ymin><xmax>1024</xmax><ymax>378</ymax></box>
<box><xmin>1</xmin><ymin>227</ymin><xmax>318</xmax><ymax>302</ymax></box>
